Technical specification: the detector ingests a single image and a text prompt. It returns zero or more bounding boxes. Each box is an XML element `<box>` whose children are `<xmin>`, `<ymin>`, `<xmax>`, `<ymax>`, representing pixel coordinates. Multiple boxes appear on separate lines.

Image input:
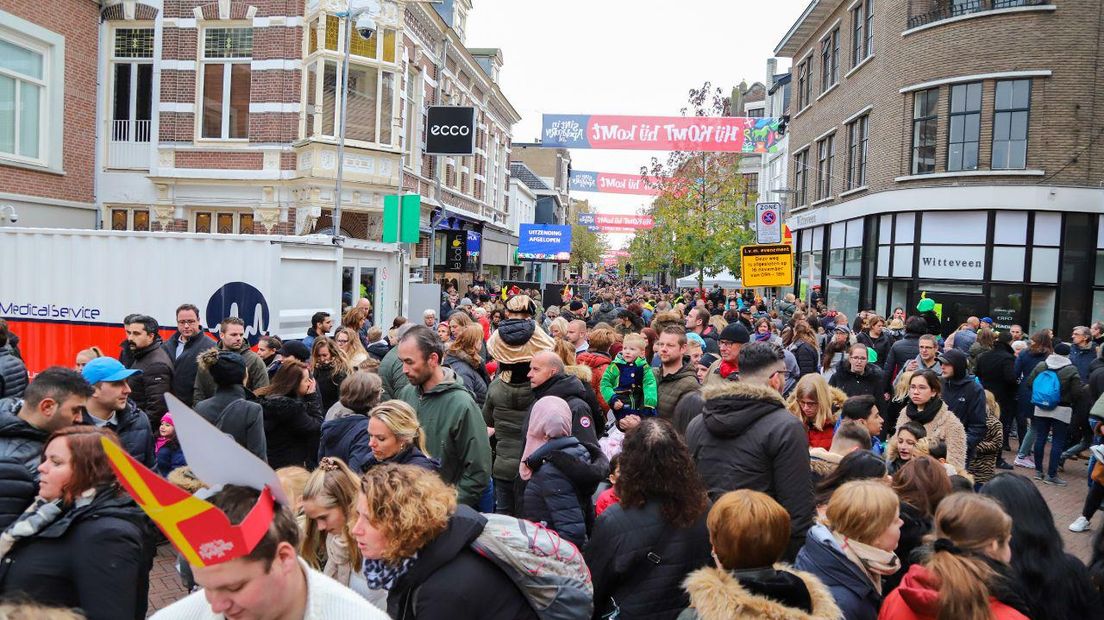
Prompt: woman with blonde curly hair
<box><xmin>300</xmin><ymin>457</ymin><xmax>374</xmax><ymax>600</ymax></box>
<box><xmin>334</xmin><ymin>326</ymin><xmax>369</xmax><ymax>369</ymax></box>
<box><xmin>311</xmin><ymin>337</ymin><xmax>352</xmax><ymax>412</ymax></box>
<box><xmin>786</xmin><ymin>373</ymin><xmax>844</xmax><ymax>450</ymax></box>
<box><xmin>362</xmin><ymin>400</ymin><xmax>438</xmax><ymax>472</ymax></box>
<box><xmin>353</xmin><ymin>464</ymin><xmax>536</xmax><ymax>618</ymax></box>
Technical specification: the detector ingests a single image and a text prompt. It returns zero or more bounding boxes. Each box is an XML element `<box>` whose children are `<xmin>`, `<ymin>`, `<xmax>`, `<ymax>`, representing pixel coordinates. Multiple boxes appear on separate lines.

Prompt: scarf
<box><xmin>519</xmin><ymin>397</ymin><xmax>572</xmax><ymax>481</ymax></box>
<box><xmin>363</xmin><ymin>554</ymin><xmax>418</xmax><ymax>590</ymax></box>
<box><xmin>754</xmin><ymin>331</ymin><xmax>772</xmax><ymax>342</ymax></box>
<box><xmin>834</xmin><ymin>533</ymin><xmax>900</xmax><ymax>596</ymax></box>
<box><xmin>719</xmin><ymin>359</ymin><xmax>739</xmax><ymax>379</ymax></box>
<box><xmin>906</xmin><ymin>398</ymin><xmax>943</xmax><ymax>426</ymax></box>
<box><xmin>486</xmin><ymin>322</ymin><xmax>555</xmax><ymax>382</ymax></box>
<box><xmin>0</xmin><ymin>488</ymin><xmax>97</xmax><ymax>559</ymax></box>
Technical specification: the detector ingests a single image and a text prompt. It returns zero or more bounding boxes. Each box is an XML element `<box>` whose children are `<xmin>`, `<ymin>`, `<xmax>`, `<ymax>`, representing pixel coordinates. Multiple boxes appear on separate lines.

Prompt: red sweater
<box><xmin>807</xmin><ymin>425</ymin><xmax>834</xmax><ymax>450</ymax></box>
<box><xmin>879</xmin><ymin>564</ymin><xmax>1028</xmax><ymax>620</ymax></box>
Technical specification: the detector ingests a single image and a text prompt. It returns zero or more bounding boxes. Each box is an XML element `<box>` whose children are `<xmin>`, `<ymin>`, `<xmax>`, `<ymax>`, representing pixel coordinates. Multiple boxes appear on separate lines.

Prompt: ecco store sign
<box><xmin>916</xmin><ymin>245</ymin><xmax>986</xmax><ymax>280</ymax></box>
<box><xmin>426</xmin><ymin>106</ymin><xmax>476</xmax><ymax>155</ymax></box>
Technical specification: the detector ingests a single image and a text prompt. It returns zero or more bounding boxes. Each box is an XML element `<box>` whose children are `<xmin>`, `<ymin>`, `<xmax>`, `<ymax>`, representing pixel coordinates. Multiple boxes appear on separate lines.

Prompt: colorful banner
<box><xmin>542</xmin><ymin>114</ymin><xmax>782</xmax><ymax>153</ymax></box>
<box><xmin>569</xmin><ymin>170</ymin><xmax>662</xmax><ymax>196</ymax></box>
<box><xmin>578</xmin><ymin>213</ymin><xmax>655</xmax><ymax>234</ymax></box>
<box><xmin>518</xmin><ymin>224</ymin><xmax>572</xmax><ymax>261</ymax></box>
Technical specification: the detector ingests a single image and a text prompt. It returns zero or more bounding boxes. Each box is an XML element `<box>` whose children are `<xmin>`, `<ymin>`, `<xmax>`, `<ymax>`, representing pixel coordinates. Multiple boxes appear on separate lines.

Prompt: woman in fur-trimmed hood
<box><xmin>678</xmin><ymin>489</ymin><xmax>841</xmax><ymax>620</ymax></box>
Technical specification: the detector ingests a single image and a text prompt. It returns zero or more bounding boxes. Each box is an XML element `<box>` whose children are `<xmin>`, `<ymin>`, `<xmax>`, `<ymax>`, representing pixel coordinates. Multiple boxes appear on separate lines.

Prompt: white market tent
<box><xmin>677</xmin><ymin>269</ymin><xmax>742</xmax><ymax>288</ymax></box>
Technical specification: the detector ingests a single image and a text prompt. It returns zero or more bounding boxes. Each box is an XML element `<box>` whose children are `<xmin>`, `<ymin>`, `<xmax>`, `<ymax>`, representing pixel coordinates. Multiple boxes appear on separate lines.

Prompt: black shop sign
<box><xmin>445</xmin><ymin>230</ymin><xmax>468</xmax><ymax>271</ymax></box>
<box><xmin>426</xmin><ymin>106</ymin><xmax>476</xmax><ymax>155</ymax></box>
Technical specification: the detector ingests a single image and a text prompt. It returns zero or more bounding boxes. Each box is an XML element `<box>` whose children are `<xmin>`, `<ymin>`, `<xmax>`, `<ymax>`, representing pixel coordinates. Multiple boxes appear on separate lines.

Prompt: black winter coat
<box><xmin>125</xmin><ymin>337</ymin><xmax>174</xmax><ymax>425</ymax></box>
<box><xmin>519</xmin><ymin>436</ymin><xmax>591</xmax><ymax>548</ymax></box>
<box><xmin>318</xmin><ymin>411</ymin><xmax>371</xmax><ymax>472</ymax></box>
<box><xmin>0</xmin><ymin>345</ymin><xmax>28</xmax><ymax>399</ymax></box>
<box><xmin>1089</xmin><ymin>358</ymin><xmax>1104</xmax><ymax>404</ymax></box>
<box><xmin>0</xmin><ymin>489</ymin><xmax>152</xmax><ymax>620</ymax></box>
<box><xmin>941</xmin><ymin>356</ymin><xmax>989</xmax><ymax>463</ymax></box>
<box><xmin>79</xmin><ymin>400</ymin><xmax>155</xmax><ymax>468</ymax></box>
<box><xmin>529</xmin><ymin>373</ymin><xmax>600</xmax><ymax>446</ymax></box>
<box><xmin>856</xmin><ymin>331</ymin><xmax>893</xmax><ymax>369</ymax></box>
<box><xmin>790</xmin><ymin>341</ymin><xmax>820</xmax><ymax>378</ymax></box>
<box><xmin>366</xmin><ymin>340</ymin><xmax>391</xmax><ymax>361</ymax></box>
<box><xmin>312</xmin><ymin>363</ymin><xmax>347</xmax><ymax>413</ymax></box>
<box><xmin>686</xmin><ymin>379</ymin><xmax>814</xmax><ymax>561</ymax></box>
<box><xmin>443</xmin><ymin>353</ymin><xmax>488</xmax><ymax>406</ymax></box>
<box><xmin>976</xmin><ymin>342</ymin><xmax>1018</xmax><ymax>418</ymax></box>
<box><xmin>0</xmin><ymin>400</ymin><xmax>47</xmax><ymax>530</ymax></box>
<box><xmin>193</xmin><ymin>385</ymin><xmax>267</xmax><ymax>461</ymax></box>
<box><xmin>361</xmin><ymin>443</ymin><xmax>440</xmax><ymax>472</ymax></box>
<box><xmin>586</xmin><ymin>501</ymin><xmax>712</xmax><ymax>620</ymax></box>
<box><xmin>260</xmin><ymin>392</ymin><xmax>324</xmax><ymax>469</ymax></box>
<box><xmin>387</xmin><ymin>505</ymin><xmax>537</xmax><ymax>620</ymax></box>
<box><xmin>162</xmin><ymin>332</ymin><xmax>216</xmax><ymax>406</ymax></box>
<box><xmin>883</xmin><ymin>333</ymin><xmax>922</xmax><ymax>393</ymax></box>
<box><xmin>828</xmin><ymin>360</ymin><xmax>886</xmax><ymax>417</ymax></box>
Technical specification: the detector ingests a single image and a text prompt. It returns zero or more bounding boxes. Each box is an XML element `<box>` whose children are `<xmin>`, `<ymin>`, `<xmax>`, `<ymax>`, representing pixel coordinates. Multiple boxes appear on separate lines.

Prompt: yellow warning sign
<box><xmin>741</xmin><ymin>244</ymin><xmax>794</xmax><ymax>287</ymax></box>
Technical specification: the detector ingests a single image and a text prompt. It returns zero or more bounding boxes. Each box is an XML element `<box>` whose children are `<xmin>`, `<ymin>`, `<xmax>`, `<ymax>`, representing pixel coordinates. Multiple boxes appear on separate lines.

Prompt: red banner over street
<box><xmin>542</xmin><ymin>114</ymin><xmax>782</xmax><ymax>153</ymax></box>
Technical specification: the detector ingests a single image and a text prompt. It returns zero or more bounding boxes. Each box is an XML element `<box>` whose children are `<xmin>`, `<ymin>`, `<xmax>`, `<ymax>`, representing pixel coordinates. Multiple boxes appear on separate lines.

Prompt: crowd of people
<box><xmin>2</xmin><ymin>279</ymin><xmax>1104</xmax><ymax>619</ymax></box>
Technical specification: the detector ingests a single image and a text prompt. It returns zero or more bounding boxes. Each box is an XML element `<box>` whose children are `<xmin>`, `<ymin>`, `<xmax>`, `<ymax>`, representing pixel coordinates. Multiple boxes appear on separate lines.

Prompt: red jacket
<box><xmin>577</xmin><ymin>351</ymin><xmax>612</xmax><ymax>413</ymax></box>
<box><xmin>807</xmin><ymin>425</ymin><xmax>834</xmax><ymax>450</ymax></box>
<box><xmin>879</xmin><ymin>564</ymin><xmax>1029</xmax><ymax>620</ymax></box>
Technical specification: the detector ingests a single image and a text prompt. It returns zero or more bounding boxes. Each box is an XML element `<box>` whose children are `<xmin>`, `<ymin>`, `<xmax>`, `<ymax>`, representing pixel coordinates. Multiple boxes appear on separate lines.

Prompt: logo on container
<box><xmin>205</xmin><ymin>282</ymin><xmax>270</xmax><ymax>345</ymax></box>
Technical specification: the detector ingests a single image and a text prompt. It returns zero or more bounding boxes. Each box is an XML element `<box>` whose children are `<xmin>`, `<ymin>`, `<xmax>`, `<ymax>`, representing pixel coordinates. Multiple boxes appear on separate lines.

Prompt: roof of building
<box><xmin>509</xmin><ymin>162</ymin><xmax>551</xmax><ymax>192</ymax></box>
<box><xmin>769</xmin><ymin>72</ymin><xmax>792</xmax><ymax>95</ymax></box>
<box><xmin>775</xmin><ymin>0</ymin><xmax>834</xmax><ymax>58</ymax></box>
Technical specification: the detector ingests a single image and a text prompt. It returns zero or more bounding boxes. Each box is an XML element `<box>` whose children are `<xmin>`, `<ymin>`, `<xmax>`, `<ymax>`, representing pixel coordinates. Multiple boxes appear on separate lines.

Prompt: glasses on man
<box><xmin>177</xmin><ymin>319</ymin><xmax>197</xmax><ymax>325</ymax></box>
<box><xmin>849</xmin><ymin>355</ymin><xmax>867</xmax><ymax>361</ymax></box>
<box><xmin>770</xmin><ymin>369</ymin><xmax>790</xmax><ymax>380</ymax></box>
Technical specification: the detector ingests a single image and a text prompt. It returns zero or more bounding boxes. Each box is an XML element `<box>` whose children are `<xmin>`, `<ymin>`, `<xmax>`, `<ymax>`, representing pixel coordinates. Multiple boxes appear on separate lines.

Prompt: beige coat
<box><xmin>886</xmin><ymin>400</ymin><xmax>968</xmax><ymax>472</ymax></box>
<box><xmin>679</xmin><ymin>564</ymin><xmax>843</xmax><ymax>620</ymax></box>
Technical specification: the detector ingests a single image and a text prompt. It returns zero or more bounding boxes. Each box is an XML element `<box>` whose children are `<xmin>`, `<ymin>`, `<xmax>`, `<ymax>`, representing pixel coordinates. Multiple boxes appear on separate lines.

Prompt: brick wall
<box><xmin>0</xmin><ymin>0</ymin><xmax>99</xmax><ymax>204</ymax></box>
<box><xmin>785</xmin><ymin>0</ymin><xmax>1104</xmax><ymax>210</ymax></box>
<box><xmin>175</xmin><ymin>151</ymin><xmax>264</xmax><ymax>169</ymax></box>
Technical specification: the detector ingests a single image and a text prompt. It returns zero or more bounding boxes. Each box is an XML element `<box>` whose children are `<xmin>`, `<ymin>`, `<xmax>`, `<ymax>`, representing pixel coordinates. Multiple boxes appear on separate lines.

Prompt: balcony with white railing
<box><xmin>107</xmin><ymin>119</ymin><xmax>151</xmax><ymax>170</ymax></box>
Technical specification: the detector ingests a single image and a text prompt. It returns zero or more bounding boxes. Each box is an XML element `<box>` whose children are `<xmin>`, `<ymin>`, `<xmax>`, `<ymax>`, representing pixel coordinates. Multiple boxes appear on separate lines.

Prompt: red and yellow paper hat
<box><xmin>101</xmin><ymin>394</ymin><xmax>289</xmax><ymax>567</ymax></box>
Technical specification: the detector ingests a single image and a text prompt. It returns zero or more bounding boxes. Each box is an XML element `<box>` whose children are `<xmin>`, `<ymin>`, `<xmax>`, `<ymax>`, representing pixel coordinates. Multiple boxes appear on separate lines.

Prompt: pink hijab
<box><xmin>519</xmin><ymin>396</ymin><xmax>573</xmax><ymax>481</ymax></box>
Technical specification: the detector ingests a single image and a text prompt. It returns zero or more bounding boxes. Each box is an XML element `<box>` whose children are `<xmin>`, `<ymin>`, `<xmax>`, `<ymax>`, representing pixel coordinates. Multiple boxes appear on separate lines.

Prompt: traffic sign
<box><xmin>741</xmin><ymin>244</ymin><xmax>793</xmax><ymax>287</ymax></box>
<box><xmin>755</xmin><ymin>202</ymin><xmax>782</xmax><ymax>244</ymax></box>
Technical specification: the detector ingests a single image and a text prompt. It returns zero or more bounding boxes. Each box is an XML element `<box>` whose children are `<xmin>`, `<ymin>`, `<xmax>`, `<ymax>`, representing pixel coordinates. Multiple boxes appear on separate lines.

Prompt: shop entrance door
<box><xmin>920</xmin><ymin>293</ymin><xmax>987</xmax><ymax>338</ymax></box>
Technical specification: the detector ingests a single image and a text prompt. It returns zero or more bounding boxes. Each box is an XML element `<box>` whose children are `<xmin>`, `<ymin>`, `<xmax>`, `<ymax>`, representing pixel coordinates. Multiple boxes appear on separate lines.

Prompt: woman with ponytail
<box><xmin>878</xmin><ymin>493</ymin><xmax>1030</xmax><ymax>620</ymax></box>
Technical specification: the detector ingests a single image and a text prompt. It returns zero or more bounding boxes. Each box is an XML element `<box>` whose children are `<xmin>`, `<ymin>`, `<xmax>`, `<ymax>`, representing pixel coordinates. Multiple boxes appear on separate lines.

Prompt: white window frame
<box><xmin>196</xmin><ymin>24</ymin><xmax>253</xmax><ymax>142</ymax></box>
<box><xmin>0</xmin><ymin>11</ymin><xmax>64</xmax><ymax>172</ymax></box>
<box><xmin>303</xmin><ymin>15</ymin><xmax>400</xmax><ymax>149</ymax></box>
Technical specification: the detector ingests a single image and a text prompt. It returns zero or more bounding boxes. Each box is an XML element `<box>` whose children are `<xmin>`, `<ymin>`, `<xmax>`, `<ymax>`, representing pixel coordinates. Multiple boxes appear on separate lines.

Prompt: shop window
<box><xmin>1029</xmin><ymin>288</ymin><xmax>1055</xmax><ymax>334</ymax></box>
<box><xmin>893</xmin><ymin>245</ymin><xmax>913</xmax><ymax>278</ymax></box>
<box><xmin>1034</xmin><ymin>212</ymin><xmax>1061</xmax><ymax>246</ymax></box>
<box><xmin>894</xmin><ymin>212</ymin><xmax>915</xmax><ymax>244</ymax></box>
<box><xmin>992</xmin><ymin>247</ymin><xmax>1025</xmax><ymax>281</ymax></box>
<box><xmin>879</xmin><ymin>214</ymin><xmax>892</xmax><ymax>245</ymax></box>
<box><xmin>920</xmin><ymin>211</ymin><xmax>986</xmax><ymax>245</ymax></box>
<box><xmin>877</xmin><ymin>246</ymin><xmax>890</xmax><ymax>277</ymax></box>
<box><xmin>844</xmin><ymin>247</ymin><xmax>863</xmax><ymax>277</ymax></box>
<box><xmin>875</xmin><ymin>281</ymin><xmax>888</xmax><ymax>315</ymax></box>
<box><xmin>889</xmin><ymin>281</ymin><xmax>909</xmax><ymax>319</ymax></box>
<box><xmin>1030</xmin><ymin>247</ymin><xmax>1059</xmax><ymax>283</ymax></box>
<box><xmin>1093</xmin><ymin>291</ymin><xmax>1104</xmax><ymax>327</ymax></box>
<box><xmin>911</xmin><ymin>88</ymin><xmax>938</xmax><ymax>175</ymax></box>
<box><xmin>828</xmin><ymin>276</ymin><xmax>859</xmax><ymax>317</ymax></box>
<box><xmin>994</xmin><ymin>211</ymin><xmax>1027</xmax><ymax>245</ymax></box>
<box><xmin>829</xmin><ymin>249</ymin><xmax>845</xmax><ymax>276</ymax></box>
<box><xmin>1095</xmin><ymin>251</ymin><xmax>1104</xmax><ymax>287</ymax></box>
<box><xmin>989</xmin><ymin>284</ymin><xmax>1025</xmax><ymax>333</ymax></box>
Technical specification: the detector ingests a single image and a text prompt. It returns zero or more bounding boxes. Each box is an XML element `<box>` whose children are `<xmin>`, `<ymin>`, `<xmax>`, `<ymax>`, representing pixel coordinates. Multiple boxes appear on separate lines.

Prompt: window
<box><xmin>797</xmin><ymin>58</ymin><xmax>811</xmax><ymax>110</ymax></box>
<box><xmin>911</xmin><ymin>88</ymin><xmax>938</xmax><ymax>175</ymax></box>
<box><xmin>864</xmin><ymin>0</ymin><xmax>874</xmax><ymax>58</ymax></box>
<box><xmin>0</xmin><ymin>36</ymin><xmax>45</xmax><ymax>161</ymax></box>
<box><xmin>820</xmin><ymin>28</ymin><xmax>839</xmax><ymax>92</ymax></box>
<box><xmin>794</xmin><ymin>149</ymin><xmax>809</xmax><ymax>207</ymax></box>
<box><xmin>846</xmin><ymin>114</ymin><xmax>868</xmax><ymax>189</ymax></box>
<box><xmin>992</xmin><ymin>79</ymin><xmax>1030</xmax><ymax>170</ymax></box>
<box><xmin>947</xmin><ymin>82</ymin><xmax>981</xmax><ymax>171</ymax></box>
<box><xmin>200</xmin><ymin>27</ymin><xmax>252</xmax><ymax>139</ymax></box>
<box><xmin>816</xmin><ymin>134</ymin><xmax>834</xmax><ymax>201</ymax></box>
<box><xmin>108</xmin><ymin>28</ymin><xmax>153</xmax><ymax>168</ymax></box>
<box><xmin>194</xmin><ymin>211</ymin><xmax>254</xmax><ymax>234</ymax></box>
<box><xmin>109</xmin><ymin>207</ymin><xmax>150</xmax><ymax>231</ymax></box>
<box><xmin>747</xmin><ymin>107</ymin><xmax>764</xmax><ymax>118</ymax></box>
<box><xmin>404</xmin><ymin>67</ymin><xmax>422</xmax><ymax>164</ymax></box>
<box><xmin>306</xmin><ymin>16</ymin><xmax>398</xmax><ymax>146</ymax></box>
<box><xmin>851</xmin><ymin>1</ymin><xmax>874</xmax><ymax>67</ymax></box>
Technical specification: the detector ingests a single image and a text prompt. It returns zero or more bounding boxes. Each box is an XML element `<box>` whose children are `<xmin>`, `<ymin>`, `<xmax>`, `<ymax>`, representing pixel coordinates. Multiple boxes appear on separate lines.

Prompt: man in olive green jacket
<box><xmin>397</xmin><ymin>326</ymin><xmax>491</xmax><ymax>508</ymax></box>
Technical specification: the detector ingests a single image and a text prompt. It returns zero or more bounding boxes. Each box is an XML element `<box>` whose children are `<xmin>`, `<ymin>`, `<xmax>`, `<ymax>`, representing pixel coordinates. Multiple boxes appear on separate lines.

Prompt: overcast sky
<box><xmin>466</xmin><ymin>0</ymin><xmax>810</xmax><ymax>248</ymax></box>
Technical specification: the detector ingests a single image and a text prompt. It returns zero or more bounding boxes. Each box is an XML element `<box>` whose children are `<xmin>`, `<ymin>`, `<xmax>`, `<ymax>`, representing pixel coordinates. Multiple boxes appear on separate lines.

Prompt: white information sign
<box><xmin>756</xmin><ymin>202</ymin><xmax>782</xmax><ymax>244</ymax></box>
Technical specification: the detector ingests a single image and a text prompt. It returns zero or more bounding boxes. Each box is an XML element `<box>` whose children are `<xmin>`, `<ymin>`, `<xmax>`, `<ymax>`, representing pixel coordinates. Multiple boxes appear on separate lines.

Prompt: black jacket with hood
<box><xmin>686</xmin><ymin>379</ymin><xmax>814</xmax><ymax>561</ymax></box>
<box><xmin>386</xmin><ymin>505</ymin><xmax>537</xmax><ymax>620</ymax></box>
<box><xmin>939</xmin><ymin>349</ymin><xmax>988</xmax><ymax>463</ymax></box>
<box><xmin>193</xmin><ymin>385</ymin><xmax>267</xmax><ymax>461</ymax></box>
<box><xmin>518</xmin><ymin>436</ymin><xmax>592</xmax><ymax>548</ymax></box>
<box><xmin>259</xmin><ymin>391</ymin><xmax>324</xmax><ymax>469</ymax></box>
<box><xmin>828</xmin><ymin>359</ymin><xmax>886</xmax><ymax>416</ymax></box>
<box><xmin>591</xmin><ymin>301</ymin><xmax>621</xmax><ymax>327</ymax></box>
<box><xmin>883</xmin><ymin>325</ymin><xmax>925</xmax><ymax>393</ymax></box>
<box><xmin>0</xmin><ymin>344</ymin><xmax>28</xmax><ymax>399</ymax></box>
<box><xmin>856</xmin><ymin>330</ymin><xmax>893</xmax><ymax>369</ymax></box>
<box><xmin>975</xmin><ymin>341</ymin><xmax>1018</xmax><ymax>417</ymax></box>
<box><xmin>125</xmin><ymin>336</ymin><xmax>174</xmax><ymax>424</ymax></box>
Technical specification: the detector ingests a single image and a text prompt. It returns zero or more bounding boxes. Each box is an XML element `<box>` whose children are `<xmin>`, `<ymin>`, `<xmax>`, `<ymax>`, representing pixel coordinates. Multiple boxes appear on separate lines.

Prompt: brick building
<box><xmin>82</xmin><ymin>0</ymin><xmax>516</xmax><ymax>312</ymax></box>
<box><xmin>776</xmin><ymin>0</ymin><xmax>1104</xmax><ymax>336</ymax></box>
<box><xmin>0</xmin><ymin>0</ymin><xmax>101</xmax><ymax>228</ymax></box>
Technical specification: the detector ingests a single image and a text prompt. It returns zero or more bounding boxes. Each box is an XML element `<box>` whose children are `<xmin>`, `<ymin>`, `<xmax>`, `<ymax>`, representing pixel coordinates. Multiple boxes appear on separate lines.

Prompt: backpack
<box><xmin>1031</xmin><ymin>369</ymin><xmax>1062</xmax><ymax>411</ymax></box>
<box><xmin>470</xmin><ymin>513</ymin><xmax>594</xmax><ymax>620</ymax></box>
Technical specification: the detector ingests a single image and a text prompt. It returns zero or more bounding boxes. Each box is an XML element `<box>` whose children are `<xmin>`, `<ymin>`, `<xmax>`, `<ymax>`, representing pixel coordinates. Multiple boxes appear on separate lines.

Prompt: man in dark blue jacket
<box><xmin>162</xmin><ymin>303</ymin><xmax>215</xmax><ymax>406</ymax></box>
<box><xmin>80</xmin><ymin>357</ymin><xmax>156</xmax><ymax>467</ymax></box>
<box><xmin>938</xmin><ymin>349</ymin><xmax>987</xmax><ymax>466</ymax></box>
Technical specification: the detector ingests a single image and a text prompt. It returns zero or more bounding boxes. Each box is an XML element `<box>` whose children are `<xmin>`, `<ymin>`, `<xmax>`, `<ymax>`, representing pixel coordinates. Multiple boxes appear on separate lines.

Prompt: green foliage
<box><xmin>570</xmin><ymin>223</ymin><xmax>607</xmax><ymax>273</ymax></box>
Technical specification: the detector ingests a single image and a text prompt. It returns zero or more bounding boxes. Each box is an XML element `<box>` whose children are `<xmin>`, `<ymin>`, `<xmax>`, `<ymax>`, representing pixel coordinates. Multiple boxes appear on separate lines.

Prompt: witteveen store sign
<box><xmin>425</xmin><ymin>106</ymin><xmax>476</xmax><ymax>155</ymax></box>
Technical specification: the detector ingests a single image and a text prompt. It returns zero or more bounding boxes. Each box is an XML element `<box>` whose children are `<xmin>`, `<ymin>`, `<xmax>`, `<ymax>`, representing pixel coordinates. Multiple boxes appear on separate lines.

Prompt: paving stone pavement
<box><xmin>144</xmin><ymin>444</ymin><xmax>1100</xmax><ymax>616</ymax></box>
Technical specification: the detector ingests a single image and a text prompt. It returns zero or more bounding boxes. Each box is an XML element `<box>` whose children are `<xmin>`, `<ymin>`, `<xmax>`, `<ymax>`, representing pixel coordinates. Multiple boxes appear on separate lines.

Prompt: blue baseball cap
<box><xmin>82</xmin><ymin>357</ymin><xmax>141</xmax><ymax>384</ymax></box>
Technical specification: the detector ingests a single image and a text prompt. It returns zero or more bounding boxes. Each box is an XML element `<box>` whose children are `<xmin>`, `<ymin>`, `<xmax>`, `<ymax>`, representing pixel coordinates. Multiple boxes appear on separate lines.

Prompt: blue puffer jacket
<box><xmin>0</xmin><ymin>399</ymin><xmax>47</xmax><ymax>531</ymax></box>
<box><xmin>519</xmin><ymin>436</ymin><xmax>591</xmax><ymax>548</ymax></box>
<box><xmin>318</xmin><ymin>412</ymin><xmax>372</xmax><ymax>473</ymax></box>
<box><xmin>155</xmin><ymin>439</ymin><xmax>187</xmax><ymax>477</ymax></box>
<box><xmin>78</xmin><ymin>400</ymin><xmax>156</xmax><ymax>469</ymax></box>
<box><xmin>794</xmin><ymin>524</ymin><xmax>882</xmax><ymax>620</ymax></box>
